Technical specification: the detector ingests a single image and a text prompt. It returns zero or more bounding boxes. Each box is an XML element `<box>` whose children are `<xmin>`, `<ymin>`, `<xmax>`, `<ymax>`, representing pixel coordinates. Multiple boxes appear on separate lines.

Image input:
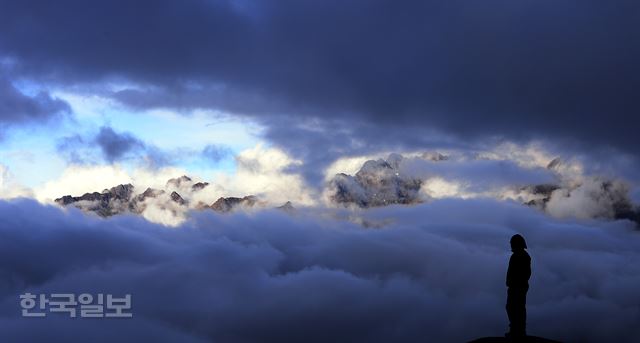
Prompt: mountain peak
<box><xmin>191</xmin><ymin>182</ymin><xmax>209</xmax><ymax>191</ymax></box>
<box><xmin>166</xmin><ymin>175</ymin><xmax>193</xmax><ymax>188</ymax></box>
<box><xmin>170</xmin><ymin>191</ymin><xmax>186</xmax><ymax>205</ymax></box>
<box><xmin>210</xmin><ymin>195</ymin><xmax>258</xmax><ymax>213</ymax></box>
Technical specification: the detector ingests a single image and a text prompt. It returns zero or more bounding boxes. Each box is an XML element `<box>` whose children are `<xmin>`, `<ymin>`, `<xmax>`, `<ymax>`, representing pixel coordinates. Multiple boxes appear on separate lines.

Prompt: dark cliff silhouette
<box><xmin>468</xmin><ymin>337</ymin><xmax>561</xmax><ymax>343</ymax></box>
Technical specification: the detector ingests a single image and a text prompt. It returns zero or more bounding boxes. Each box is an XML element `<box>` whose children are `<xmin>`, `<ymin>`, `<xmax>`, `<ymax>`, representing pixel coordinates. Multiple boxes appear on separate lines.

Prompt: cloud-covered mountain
<box><xmin>55</xmin><ymin>175</ymin><xmax>285</xmax><ymax>222</ymax></box>
<box><xmin>327</xmin><ymin>153</ymin><xmax>640</xmax><ymax>226</ymax></box>
<box><xmin>51</xmin><ymin>149</ymin><xmax>640</xmax><ymax>229</ymax></box>
<box><xmin>56</xmin><ymin>183</ymin><xmax>138</xmax><ymax>217</ymax></box>
<box><xmin>329</xmin><ymin>154</ymin><xmax>423</xmax><ymax>207</ymax></box>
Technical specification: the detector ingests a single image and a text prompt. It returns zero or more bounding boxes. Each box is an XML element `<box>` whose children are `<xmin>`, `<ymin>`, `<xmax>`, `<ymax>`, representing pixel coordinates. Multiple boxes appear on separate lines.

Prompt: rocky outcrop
<box><xmin>55</xmin><ymin>175</ymin><xmax>274</xmax><ymax>218</ymax></box>
<box><xmin>55</xmin><ymin>184</ymin><xmax>136</xmax><ymax>217</ymax></box>
<box><xmin>276</xmin><ymin>201</ymin><xmax>295</xmax><ymax>212</ymax></box>
<box><xmin>209</xmin><ymin>195</ymin><xmax>258</xmax><ymax>213</ymax></box>
<box><xmin>170</xmin><ymin>191</ymin><xmax>186</xmax><ymax>205</ymax></box>
<box><xmin>129</xmin><ymin>187</ymin><xmax>165</xmax><ymax>213</ymax></box>
<box><xmin>55</xmin><ymin>179</ymin><xmax>192</xmax><ymax>217</ymax></box>
<box><xmin>135</xmin><ymin>187</ymin><xmax>165</xmax><ymax>202</ymax></box>
<box><xmin>546</xmin><ymin>157</ymin><xmax>562</xmax><ymax>170</ymax></box>
<box><xmin>329</xmin><ymin>154</ymin><xmax>422</xmax><ymax>207</ymax></box>
<box><xmin>522</xmin><ymin>184</ymin><xmax>560</xmax><ymax>208</ymax></box>
<box><xmin>191</xmin><ymin>182</ymin><xmax>209</xmax><ymax>191</ymax></box>
<box><xmin>166</xmin><ymin>175</ymin><xmax>192</xmax><ymax>188</ymax></box>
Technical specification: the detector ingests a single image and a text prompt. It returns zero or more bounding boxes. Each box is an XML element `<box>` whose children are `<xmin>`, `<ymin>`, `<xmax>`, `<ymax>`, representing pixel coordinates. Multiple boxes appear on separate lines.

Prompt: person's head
<box><xmin>510</xmin><ymin>234</ymin><xmax>527</xmax><ymax>251</ymax></box>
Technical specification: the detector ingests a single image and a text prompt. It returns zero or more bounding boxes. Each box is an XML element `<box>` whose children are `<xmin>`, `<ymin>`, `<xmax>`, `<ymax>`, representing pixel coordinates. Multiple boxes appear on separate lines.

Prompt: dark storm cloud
<box><xmin>0</xmin><ymin>77</ymin><xmax>69</xmax><ymax>135</ymax></box>
<box><xmin>1</xmin><ymin>199</ymin><xmax>640</xmax><ymax>342</ymax></box>
<box><xmin>1</xmin><ymin>0</ymin><xmax>638</xmax><ymax>158</ymax></box>
<box><xmin>56</xmin><ymin>126</ymin><xmax>172</xmax><ymax>166</ymax></box>
<box><xmin>56</xmin><ymin>126</ymin><xmax>229</xmax><ymax>168</ymax></box>
<box><xmin>266</xmin><ymin>117</ymin><xmax>470</xmax><ymax>188</ymax></box>
<box><xmin>94</xmin><ymin>126</ymin><xmax>146</xmax><ymax>163</ymax></box>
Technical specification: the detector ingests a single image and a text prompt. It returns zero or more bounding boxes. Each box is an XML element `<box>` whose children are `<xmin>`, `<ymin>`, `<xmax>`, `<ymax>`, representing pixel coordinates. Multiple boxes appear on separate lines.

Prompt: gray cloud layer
<box><xmin>94</xmin><ymin>126</ymin><xmax>146</xmax><ymax>163</ymax></box>
<box><xmin>56</xmin><ymin>126</ymin><xmax>230</xmax><ymax>167</ymax></box>
<box><xmin>0</xmin><ymin>77</ymin><xmax>69</xmax><ymax>136</ymax></box>
<box><xmin>0</xmin><ymin>0</ymin><xmax>638</xmax><ymax>160</ymax></box>
<box><xmin>1</xmin><ymin>199</ymin><xmax>639</xmax><ymax>342</ymax></box>
<box><xmin>56</xmin><ymin>126</ymin><xmax>152</xmax><ymax>164</ymax></box>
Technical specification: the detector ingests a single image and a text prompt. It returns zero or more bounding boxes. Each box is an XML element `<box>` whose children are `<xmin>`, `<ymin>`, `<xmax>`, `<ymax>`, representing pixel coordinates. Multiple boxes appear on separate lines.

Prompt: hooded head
<box><xmin>510</xmin><ymin>234</ymin><xmax>527</xmax><ymax>251</ymax></box>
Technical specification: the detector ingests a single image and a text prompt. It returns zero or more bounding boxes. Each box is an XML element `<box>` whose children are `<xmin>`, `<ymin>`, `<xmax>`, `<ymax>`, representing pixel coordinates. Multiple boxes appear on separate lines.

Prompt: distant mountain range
<box><xmin>326</xmin><ymin>153</ymin><xmax>640</xmax><ymax>225</ymax></box>
<box><xmin>55</xmin><ymin>155</ymin><xmax>640</xmax><ymax>226</ymax></box>
<box><xmin>55</xmin><ymin>175</ymin><xmax>293</xmax><ymax>217</ymax></box>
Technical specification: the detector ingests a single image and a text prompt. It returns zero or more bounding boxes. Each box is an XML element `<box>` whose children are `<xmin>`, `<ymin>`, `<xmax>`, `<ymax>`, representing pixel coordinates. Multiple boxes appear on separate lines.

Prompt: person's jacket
<box><xmin>506</xmin><ymin>249</ymin><xmax>531</xmax><ymax>288</ymax></box>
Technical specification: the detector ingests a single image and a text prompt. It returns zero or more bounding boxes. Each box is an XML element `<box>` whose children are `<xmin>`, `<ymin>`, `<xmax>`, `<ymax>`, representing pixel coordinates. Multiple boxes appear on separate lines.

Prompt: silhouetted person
<box><xmin>506</xmin><ymin>234</ymin><xmax>531</xmax><ymax>340</ymax></box>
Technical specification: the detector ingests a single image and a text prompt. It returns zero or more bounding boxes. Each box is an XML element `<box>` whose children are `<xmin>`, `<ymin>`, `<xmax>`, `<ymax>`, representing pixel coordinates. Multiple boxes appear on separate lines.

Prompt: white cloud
<box><xmin>324</xmin><ymin>154</ymin><xmax>383</xmax><ymax>181</ymax></box>
<box><xmin>0</xmin><ymin>164</ymin><xmax>32</xmax><ymax>199</ymax></box>
<box><xmin>546</xmin><ymin>178</ymin><xmax>630</xmax><ymax>220</ymax></box>
<box><xmin>212</xmin><ymin>144</ymin><xmax>316</xmax><ymax>206</ymax></box>
<box><xmin>421</xmin><ymin>177</ymin><xmax>465</xmax><ymax>199</ymax></box>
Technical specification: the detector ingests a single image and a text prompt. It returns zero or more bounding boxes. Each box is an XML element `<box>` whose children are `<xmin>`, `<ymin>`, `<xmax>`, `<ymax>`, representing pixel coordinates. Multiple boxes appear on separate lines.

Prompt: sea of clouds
<box><xmin>1</xmin><ymin>142</ymin><xmax>639</xmax><ymax>342</ymax></box>
<box><xmin>0</xmin><ymin>196</ymin><xmax>639</xmax><ymax>342</ymax></box>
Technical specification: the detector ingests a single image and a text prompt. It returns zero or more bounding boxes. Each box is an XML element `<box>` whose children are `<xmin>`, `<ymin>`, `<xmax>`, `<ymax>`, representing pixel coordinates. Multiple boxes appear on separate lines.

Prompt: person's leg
<box><xmin>507</xmin><ymin>287</ymin><xmax>527</xmax><ymax>337</ymax></box>
<box><xmin>506</xmin><ymin>288</ymin><xmax>516</xmax><ymax>335</ymax></box>
<box><xmin>512</xmin><ymin>288</ymin><xmax>527</xmax><ymax>336</ymax></box>
<box><xmin>521</xmin><ymin>287</ymin><xmax>528</xmax><ymax>336</ymax></box>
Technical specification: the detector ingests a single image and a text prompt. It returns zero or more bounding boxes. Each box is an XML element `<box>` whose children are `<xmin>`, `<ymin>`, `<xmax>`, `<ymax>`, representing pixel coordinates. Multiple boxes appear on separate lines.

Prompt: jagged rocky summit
<box><xmin>54</xmin><ymin>158</ymin><xmax>640</xmax><ymax>226</ymax></box>
<box><xmin>207</xmin><ymin>195</ymin><xmax>259</xmax><ymax>213</ymax></box>
<box><xmin>326</xmin><ymin>153</ymin><xmax>640</xmax><ymax>225</ymax></box>
<box><xmin>329</xmin><ymin>153</ymin><xmax>423</xmax><ymax>207</ymax></box>
<box><xmin>56</xmin><ymin>184</ymin><xmax>137</xmax><ymax>217</ymax></box>
<box><xmin>55</xmin><ymin>175</ymin><xmax>292</xmax><ymax>218</ymax></box>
